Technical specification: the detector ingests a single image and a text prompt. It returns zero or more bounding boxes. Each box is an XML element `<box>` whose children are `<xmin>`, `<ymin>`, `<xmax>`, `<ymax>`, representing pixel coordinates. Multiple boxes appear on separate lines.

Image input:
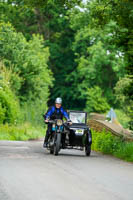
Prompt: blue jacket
<box><xmin>44</xmin><ymin>106</ymin><xmax>69</xmax><ymax>120</ymax></box>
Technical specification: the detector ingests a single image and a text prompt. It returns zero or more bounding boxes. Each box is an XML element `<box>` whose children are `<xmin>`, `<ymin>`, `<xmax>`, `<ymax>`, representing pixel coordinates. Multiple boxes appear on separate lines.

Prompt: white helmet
<box><xmin>55</xmin><ymin>97</ymin><xmax>62</xmax><ymax>104</ymax></box>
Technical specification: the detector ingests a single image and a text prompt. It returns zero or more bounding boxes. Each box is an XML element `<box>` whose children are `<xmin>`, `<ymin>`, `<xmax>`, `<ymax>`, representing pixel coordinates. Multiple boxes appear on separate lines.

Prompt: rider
<box><xmin>43</xmin><ymin>97</ymin><xmax>71</xmax><ymax>147</ymax></box>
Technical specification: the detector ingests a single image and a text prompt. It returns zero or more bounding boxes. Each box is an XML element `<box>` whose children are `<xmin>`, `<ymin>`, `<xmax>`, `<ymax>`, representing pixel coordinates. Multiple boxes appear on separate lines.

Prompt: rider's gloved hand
<box><xmin>67</xmin><ymin>119</ymin><xmax>72</xmax><ymax>125</ymax></box>
<box><xmin>45</xmin><ymin>119</ymin><xmax>49</xmax><ymax>123</ymax></box>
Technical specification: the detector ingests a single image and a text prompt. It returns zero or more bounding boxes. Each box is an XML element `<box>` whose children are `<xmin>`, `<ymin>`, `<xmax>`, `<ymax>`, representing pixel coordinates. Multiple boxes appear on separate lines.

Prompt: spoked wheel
<box><xmin>85</xmin><ymin>145</ymin><xmax>91</xmax><ymax>156</ymax></box>
<box><xmin>54</xmin><ymin>133</ymin><xmax>61</xmax><ymax>156</ymax></box>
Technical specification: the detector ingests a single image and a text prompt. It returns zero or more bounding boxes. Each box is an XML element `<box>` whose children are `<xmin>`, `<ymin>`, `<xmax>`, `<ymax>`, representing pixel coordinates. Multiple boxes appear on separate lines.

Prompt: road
<box><xmin>0</xmin><ymin>140</ymin><xmax>133</xmax><ymax>200</ymax></box>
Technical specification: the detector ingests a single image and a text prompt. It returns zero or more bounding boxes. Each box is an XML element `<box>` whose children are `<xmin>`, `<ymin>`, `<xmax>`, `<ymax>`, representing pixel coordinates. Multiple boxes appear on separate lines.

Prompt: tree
<box><xmin>0</xmin><ymin>0</ymin><xmax>131</xmax><ymax>112</ymax></box>
<box><xmin>0</xmin><ymin>23</ymin><xmax>53</xmax><ymax>107</ymax></box>
<box><xmin>88</xmin><ymin>0</ymin><xmax>133</xmax><ymax>106</ymax></box>
<box><xmin>67</xmin><ymin>8</ymin><xmax>125</xmax><ymax>108</ymax></box>
<box><xmin>85</xmin><ymin>86</ymin><xmax>110</xmax><ymax>113</ymax></box>
<box><xmin>0</xmin><ymin>1</ymin><xmax>82</xmax><ymax>109</ymax></box>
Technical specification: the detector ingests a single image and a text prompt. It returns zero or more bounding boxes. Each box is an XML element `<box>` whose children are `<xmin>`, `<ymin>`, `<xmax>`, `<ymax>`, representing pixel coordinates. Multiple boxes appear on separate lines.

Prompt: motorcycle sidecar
<box><xmin>67</xmin><ymin>110</ymin><xmax>92</xmax><ymax>156</ymax></box>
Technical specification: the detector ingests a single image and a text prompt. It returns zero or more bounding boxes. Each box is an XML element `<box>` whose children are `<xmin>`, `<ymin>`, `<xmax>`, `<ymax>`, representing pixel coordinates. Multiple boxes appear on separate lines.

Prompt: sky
<box><xmin>83</xmin><ymin>0</ymin><xmax>89</xmax><ymax>3</ymax></box>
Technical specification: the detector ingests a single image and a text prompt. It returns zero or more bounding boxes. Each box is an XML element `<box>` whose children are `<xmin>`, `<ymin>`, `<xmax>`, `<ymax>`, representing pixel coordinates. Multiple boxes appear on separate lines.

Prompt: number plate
<box><xmin>75</xmin><ymin>129</ymin><xmax>84</xmax><ymax>134</ymax></box>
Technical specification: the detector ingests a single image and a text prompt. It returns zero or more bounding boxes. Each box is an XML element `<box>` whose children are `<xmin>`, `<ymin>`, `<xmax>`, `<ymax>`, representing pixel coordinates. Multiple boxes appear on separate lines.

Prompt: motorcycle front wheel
<box><xmin>54</xmin><ymin>133</ymin><xmax>61</xmax><ymax>156</ymax></box>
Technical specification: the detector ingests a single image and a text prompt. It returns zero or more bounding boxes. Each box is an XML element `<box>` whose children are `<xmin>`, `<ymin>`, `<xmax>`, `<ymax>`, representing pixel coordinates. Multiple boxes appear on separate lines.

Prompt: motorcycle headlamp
<box><xmin>57</xmin><ymin>119</ymin><xmax>63</xmax><ymax>126</ymax></box>
<box><xmin>52</xmin><ymin>124</ymin><xmax>55</xmax><ymax>128</ymax></box>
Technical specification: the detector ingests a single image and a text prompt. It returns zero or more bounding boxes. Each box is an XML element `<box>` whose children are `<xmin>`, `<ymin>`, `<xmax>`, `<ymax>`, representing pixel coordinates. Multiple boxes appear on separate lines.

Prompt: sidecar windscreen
<box><xmin>69</xmin><ymin>111</ymin><xmax>87</xmax><ymax>124</ymax></box>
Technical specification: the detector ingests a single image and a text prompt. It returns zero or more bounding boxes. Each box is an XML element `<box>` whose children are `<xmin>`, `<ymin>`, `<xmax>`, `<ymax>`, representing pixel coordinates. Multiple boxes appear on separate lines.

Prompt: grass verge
<box><xmin>92</xmin><ymin>130</ymin><xmax>133</xmax><ymax>162</ymax></box>
<box><xmin>0</xmin><ymin>123</ymin><xmax>45</xmax><ymax>141</ymax></box>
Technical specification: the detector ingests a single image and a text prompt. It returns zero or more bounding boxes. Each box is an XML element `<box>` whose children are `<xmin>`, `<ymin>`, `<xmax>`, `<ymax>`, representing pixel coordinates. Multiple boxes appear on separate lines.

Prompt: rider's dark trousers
<box><xmin>44</xmin><ymin>124</ymin><xmax>52</xmax><ymax>143</ymax></box>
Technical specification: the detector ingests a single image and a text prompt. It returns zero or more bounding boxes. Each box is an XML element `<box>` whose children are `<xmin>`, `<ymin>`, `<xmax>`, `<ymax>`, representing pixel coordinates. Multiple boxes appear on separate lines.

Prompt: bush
<box><xmin>114</xmin><ymin>143</ymin><xmax>133</xmax><ymax>162</ymax></box>
<box><xmin>92</xmin><ymin>130</ymin><xmax>119</xmax><ymax>154</ymax></box>
<box><xmin>0</xmin><ymin>87</ymin><xmax>20</xmax><ymax>124</ymax></box>
<box><xmin>0</xmin><ymin>102</ymin><xmax>6</xmax><ymax>123</ymax></box>
<box><xmin>0</xmin><ymin>62</ymin><xmax>20</xmax><ymax>124</ymax></box>
<box><xmin>91</xmin><ymin>129</ymin><xmax>133</xmax><ymax>162</ymax></box>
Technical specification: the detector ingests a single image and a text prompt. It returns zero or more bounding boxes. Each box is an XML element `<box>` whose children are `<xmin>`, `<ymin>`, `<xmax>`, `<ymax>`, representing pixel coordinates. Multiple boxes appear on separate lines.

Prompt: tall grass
<box><xmin>0</xmin><ymin>123</ymin><xmax>45</xmax><ymax>141</ymax></box>
<box><xmin>21</xmin><ymin>101</ymin><xmax>46</xmax><ymax>127</ymax></box>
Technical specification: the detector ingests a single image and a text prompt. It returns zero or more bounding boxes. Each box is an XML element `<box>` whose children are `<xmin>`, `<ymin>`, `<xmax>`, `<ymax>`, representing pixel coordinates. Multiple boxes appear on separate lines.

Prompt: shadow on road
<box><xmin>41</xmin><ymin>148</ymin><xmax>99</xmax><ymax>158</ymax></box>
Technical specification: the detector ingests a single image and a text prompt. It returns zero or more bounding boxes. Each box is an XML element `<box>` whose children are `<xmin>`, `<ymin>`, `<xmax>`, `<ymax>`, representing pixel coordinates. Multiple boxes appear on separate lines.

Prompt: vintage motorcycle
<box><xmin>46</xmin><ymin>119</ymin><xmax>68</xmax><ymax>155</ymax></box>
<box><xmin>46</xmin><ymin>110</ymin><xmax>92</xmax><ymax>156</ymax></box>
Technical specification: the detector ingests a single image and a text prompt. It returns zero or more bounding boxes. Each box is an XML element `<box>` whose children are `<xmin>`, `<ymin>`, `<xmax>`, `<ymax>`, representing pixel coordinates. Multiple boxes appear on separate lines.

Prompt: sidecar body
<box><xmin>66</xmin><ymin>110</ymin><xmax>92</xmax><ymax>155</ymax></box>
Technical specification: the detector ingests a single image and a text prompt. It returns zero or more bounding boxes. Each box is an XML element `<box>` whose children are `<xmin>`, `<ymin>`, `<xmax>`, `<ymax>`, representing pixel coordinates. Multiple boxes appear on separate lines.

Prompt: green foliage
<box><xmin>92</xmin><ymin>130</ymin><xmax>118</xmax><ymax>154</ymax></box>
<box><xmin>88</xmin><ymin>0</ymin><xmax>133</xmax><ymax>101</ymax></box>
<box><xmin>114</xmin><ymin>143</ymin><xmax>133</xmax><ymax>162</ymax></box>
<box><xmin>0</xmin><ymin>1</ymin><xmax>78</xmax><ymax>109</ymax></box>
<box><xmin>115</xmin><ymin>109</ymin><xmax>131</xmax><ymax>129</ymax></box>
<box><xmin>69</xmin><ymin>20</ymin><xmax>125</xmax><ymax>107</ymax></box>
<box><xmin>115</xmin><ymin>75</ymin><xmax>133</xmax><ymax>108</ymax></box>
<box><xmin>21</xmin><ymin>100</ymin><xmax>46</xmax><ymax>126</ymax></box>
<box><xmin>92</xmin><ymin>130</ymin><xmax>133</xmax><ymax>162</ymax></box>
<box><xmin>0</xmin><ymin>0</ymin><xmax>130</xmax><ymax>111</ymax></box>
<box><xmin>0</xmin><ymin>88</ymin><xmax>20</xmax><ymax>124</ymax></box>
<box><xmin>0</xmin><ymin>123</ymin><xmax>45</xmax><ymax>141</ymax></box>
<box><xmin>85</xmin><ymin>86</ymin><xmax>110</xmax><ymax>113</ymax></box>
<box><xmin>0</xmin><ymin>102</ymin><xmax>6</xmax><ymax>124</ymax></box>
<box><xmin>0</xmin><ymin>22</ymin><xmax>53</xmax><ymax>104</ymax></box>
<box><xmin>0</xmin><ymin>22</ymin><xmax>53</xmax><ymax>127</ymax></box>
<box><xmin>0</xmin><ymin>62</ymin><xmax>20</xmax><ymax>124</ymax></box>
<box><xmin>0</xmin><ymin>0</ymin><xmax>132</xmax><ymax>126</ymax></box>
<box><xmin>114</xmin><ymin>75</ymin><xmax>133</xmax><ymax>129</ymax></box>
<box><xmin>10</xmin><ymin>0</ymin><xmax>82</xmax><ymax>8</ymax></box>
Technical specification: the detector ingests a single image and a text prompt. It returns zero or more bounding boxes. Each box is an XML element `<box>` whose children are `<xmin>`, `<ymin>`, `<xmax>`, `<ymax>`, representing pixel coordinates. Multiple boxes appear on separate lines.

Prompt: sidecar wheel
<box><xmin>85</xmin><ymin>145</ymin><xmax>91</xmax><ymax>156</ymax></box>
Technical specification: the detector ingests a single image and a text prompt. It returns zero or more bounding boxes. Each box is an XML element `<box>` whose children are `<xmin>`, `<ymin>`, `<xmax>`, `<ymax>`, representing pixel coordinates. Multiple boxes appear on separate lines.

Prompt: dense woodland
<box><xmin>0</xmin><ymin>0</ymin><xmax>133</xmax><ymax>132</ymax></box>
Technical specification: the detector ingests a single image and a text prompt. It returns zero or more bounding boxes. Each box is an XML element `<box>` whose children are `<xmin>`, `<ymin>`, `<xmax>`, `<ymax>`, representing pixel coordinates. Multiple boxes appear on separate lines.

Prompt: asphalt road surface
<box><xmin>0</xmin><ymin>140</ymin><xmax>133</xmax><ymax>200</ymax></box>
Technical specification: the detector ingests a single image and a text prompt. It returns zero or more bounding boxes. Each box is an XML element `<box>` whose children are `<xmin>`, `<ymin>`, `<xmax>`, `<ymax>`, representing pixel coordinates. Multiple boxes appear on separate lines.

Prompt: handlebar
<box><xmin>45</xmin><ymin>119</ymin><xmax>72</xmax><ymax>126</ymax></box>
<box><xmin>45</xmin><ymin>120</ymin><xmax>55</xmax><ymax>124</ymax></box>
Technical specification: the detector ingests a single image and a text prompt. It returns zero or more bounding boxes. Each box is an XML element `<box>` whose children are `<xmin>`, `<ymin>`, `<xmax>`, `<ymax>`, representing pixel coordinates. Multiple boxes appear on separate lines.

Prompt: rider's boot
<box><xmin>43</xmin><ymin>141</ymin><xmax>48</xmax><ymax>148</ymax></box>
<box><xmin>43</xmin><ymin>130</ymin><xmax>49</xmax><ymax>148</ymax></box>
